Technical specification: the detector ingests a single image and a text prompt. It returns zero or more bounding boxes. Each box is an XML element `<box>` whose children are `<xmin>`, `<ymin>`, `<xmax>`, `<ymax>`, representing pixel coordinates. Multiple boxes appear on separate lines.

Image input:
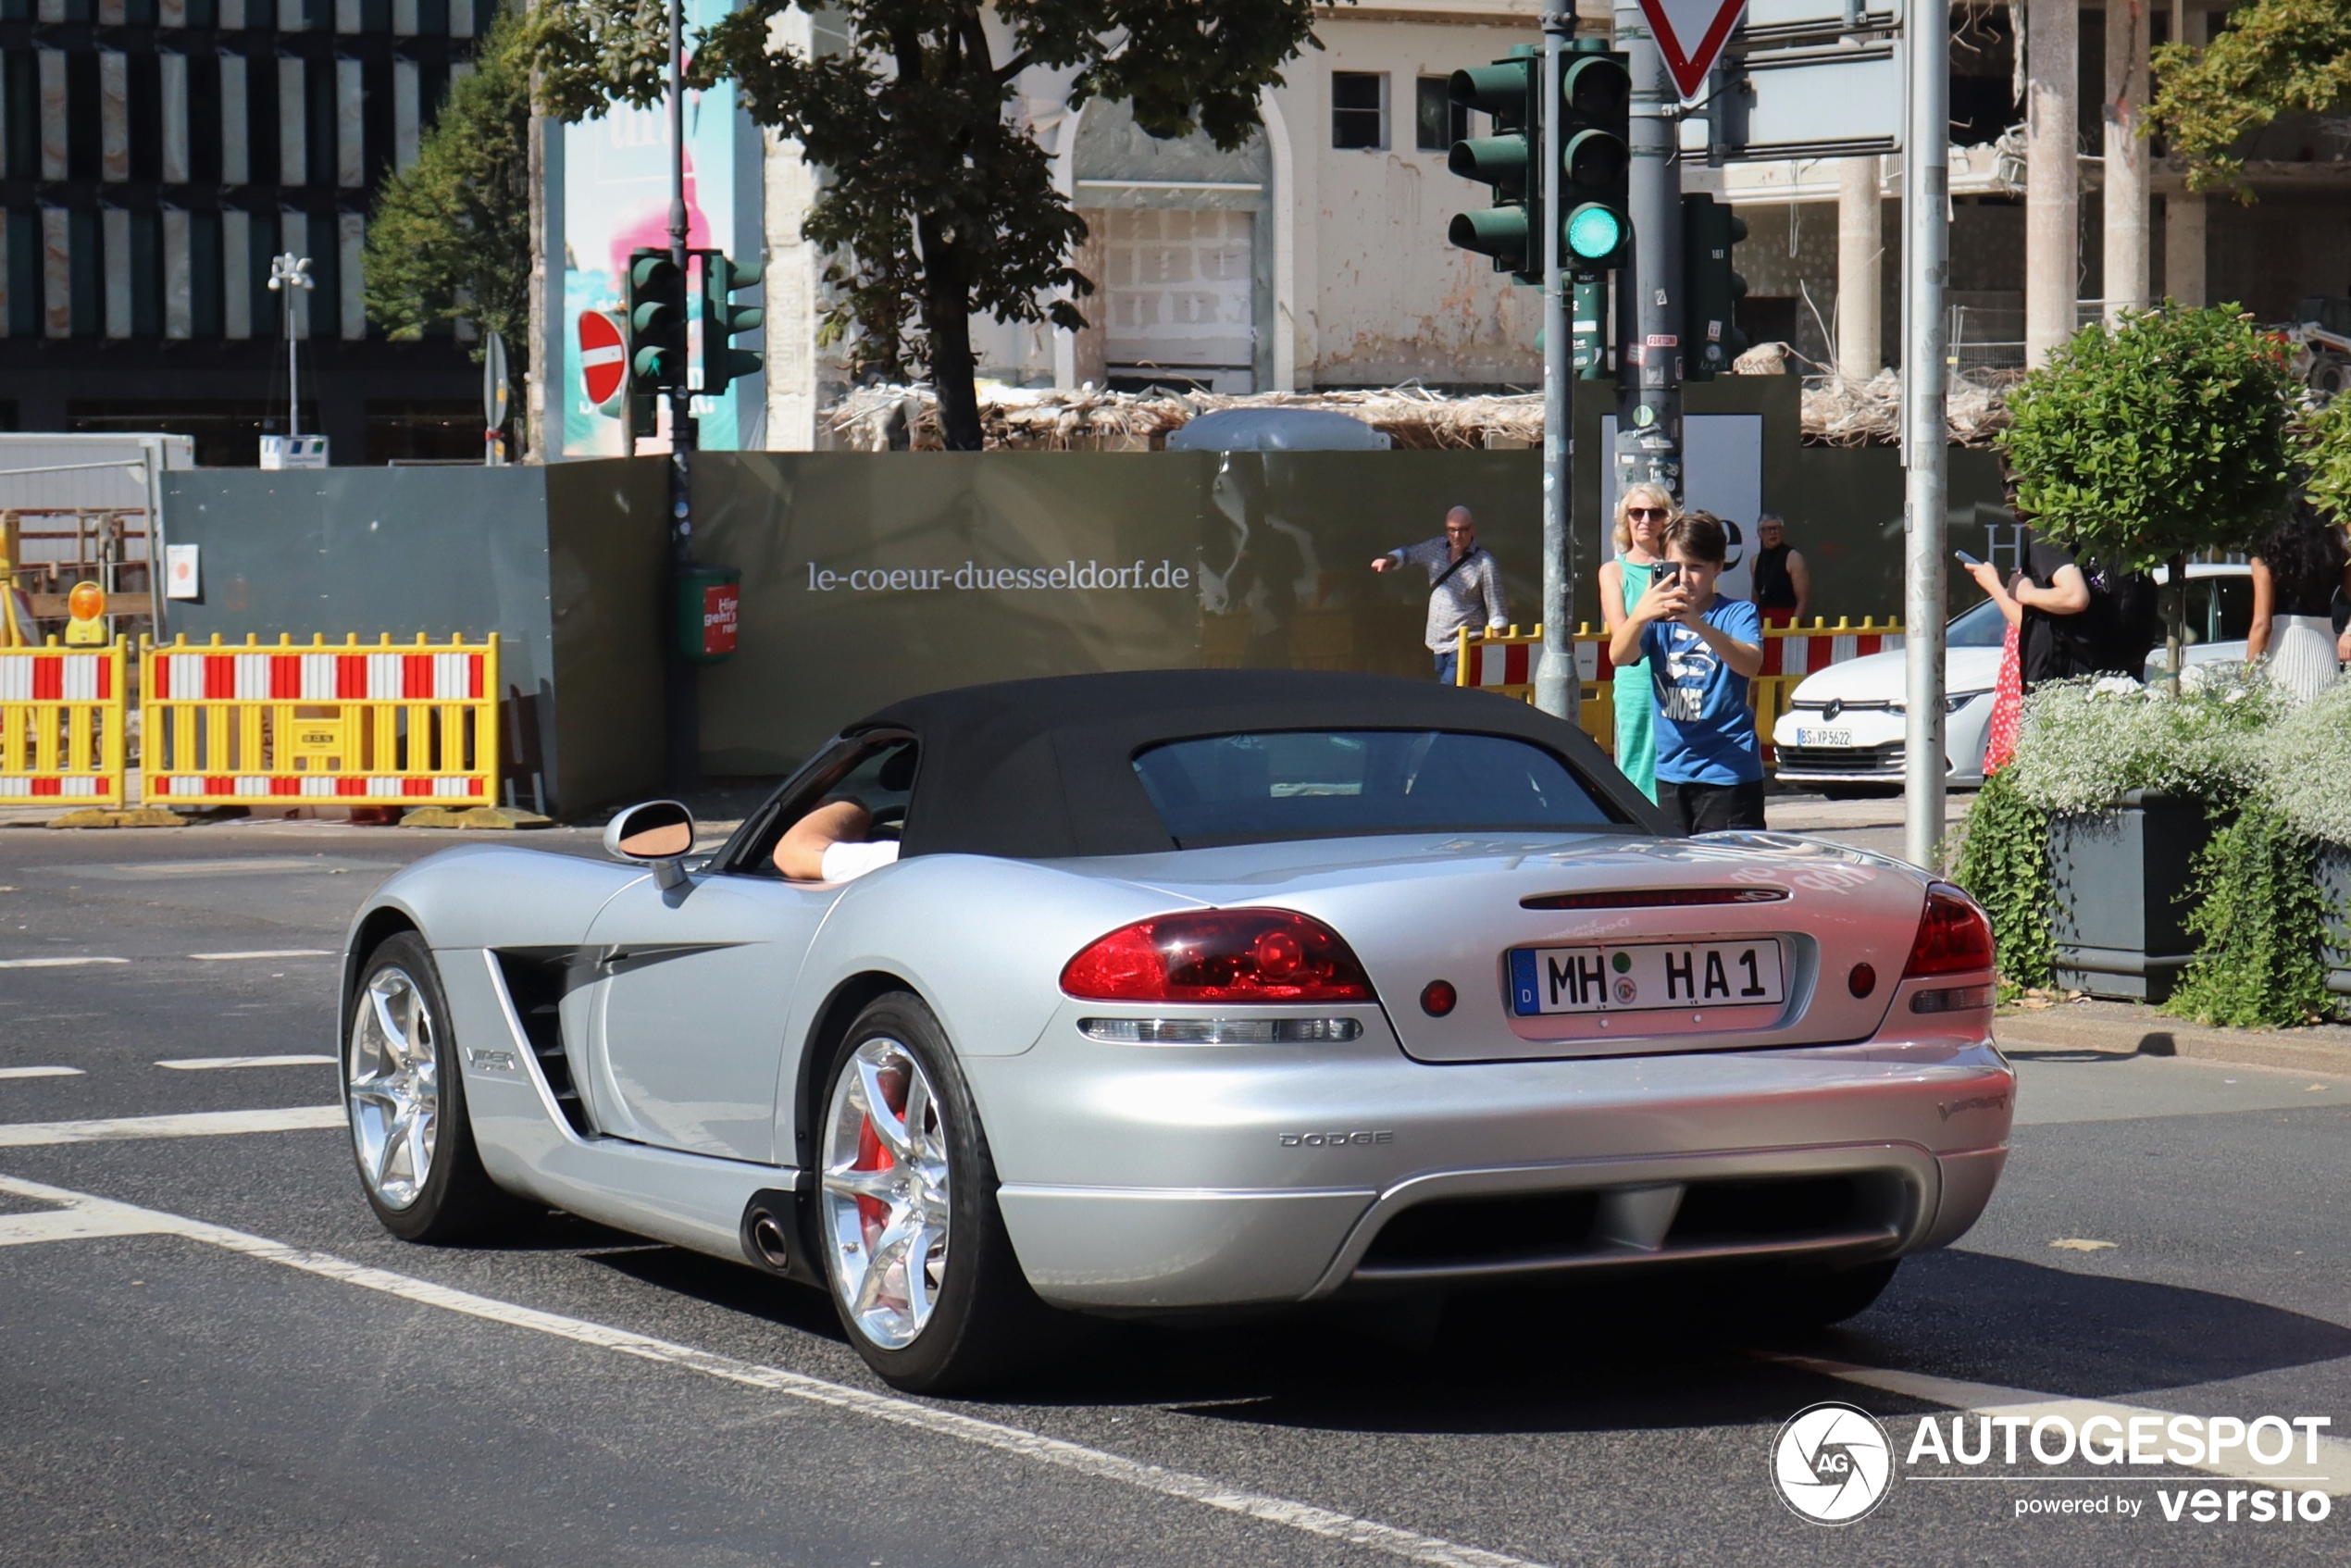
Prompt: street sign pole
<box><xmin>1900</xmin><ymin>0</ymin><xmax>1949</xmax><ymax>868</ymax></box>
<box><xmin>1536</xmin><ymin>8</ymin><xmax>1578</xmax><ymax>723</ymax></box>
<box><xmin>1614</xmin><ymin>1</ymin><xmax>1684</xmax><ymax>504</ymax></box>
<box><xmin>664</xmin><ymin>0</ymin><xmax>700</xmax><ymax>794</ymax></box>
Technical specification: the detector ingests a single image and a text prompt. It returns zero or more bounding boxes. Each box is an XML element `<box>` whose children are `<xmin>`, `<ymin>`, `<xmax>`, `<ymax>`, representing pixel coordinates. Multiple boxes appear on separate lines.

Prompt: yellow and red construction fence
<box><xmin>1456</xmin><ymin>617</ymin><xmax>1906</xmax><ymax>763</ymax></box>
<box><xmin>1</xmin><ymin>632</ymin><xmax>499</xmax><ymax>811</ymax></box>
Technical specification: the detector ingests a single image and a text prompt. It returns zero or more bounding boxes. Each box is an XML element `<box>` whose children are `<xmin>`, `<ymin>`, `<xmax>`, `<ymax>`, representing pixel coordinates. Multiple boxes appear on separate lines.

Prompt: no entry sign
<box><xmin>1639</xmin><ymin>0</ymin><xmax>1750</xmax><ymax>100</ymax></box>
<box><xmin>578</xmin><ymin>309</ymin><xmax>628</xmax><ymax>413</ymax></box>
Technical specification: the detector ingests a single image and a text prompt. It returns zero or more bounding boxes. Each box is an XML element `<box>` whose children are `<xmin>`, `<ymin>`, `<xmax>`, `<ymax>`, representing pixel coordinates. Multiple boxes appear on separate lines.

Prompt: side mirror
<box><xmin>604</xmin><ymin>800</ymin><xmax>695</xmax><ymax>890</ymax></box>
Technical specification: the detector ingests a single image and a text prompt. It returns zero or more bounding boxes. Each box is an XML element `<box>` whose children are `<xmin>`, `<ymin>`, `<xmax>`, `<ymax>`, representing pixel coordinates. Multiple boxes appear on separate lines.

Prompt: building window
<box><xmin>1331</xmin><ymin>70</ymin><xmax>1387</xmax><ymax>150</ymax></box>
<box><xmin>1414</xmin><ymin>77</ymin><xmax>1468</xmax><ymax>153</ymax></box>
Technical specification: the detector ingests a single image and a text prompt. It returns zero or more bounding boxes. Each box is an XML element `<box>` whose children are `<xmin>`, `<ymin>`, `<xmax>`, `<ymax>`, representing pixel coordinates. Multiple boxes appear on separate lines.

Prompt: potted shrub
<box><xmin>2232</xmin><ymin>680</ymin><xmax>2351</xmax><ymax>1009</ymax></box>
<box><xmin>1997</xmin><ymin>304</ymin><xmax>2298</xmax><ymax>687</ymax></box>
<box><xmin>1951</xmin><ymin>673</ymin><xmax>2281</xmax><ymax>1002</ymax></box>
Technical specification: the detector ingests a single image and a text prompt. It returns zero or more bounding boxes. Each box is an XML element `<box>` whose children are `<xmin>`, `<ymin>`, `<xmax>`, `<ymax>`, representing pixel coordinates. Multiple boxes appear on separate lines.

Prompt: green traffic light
<box><xmin>1566</xmin><ymin>204</ymin><xmax>1623</xmax><ymax>262</ymax></box>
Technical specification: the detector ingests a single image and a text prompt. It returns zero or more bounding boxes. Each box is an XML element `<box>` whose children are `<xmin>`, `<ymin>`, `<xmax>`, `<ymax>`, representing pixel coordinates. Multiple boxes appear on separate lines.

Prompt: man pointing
<box><xmin>1373</xmin><ymin>504</ymin><xmax>1508</xmax><ymax>684</ymax></box>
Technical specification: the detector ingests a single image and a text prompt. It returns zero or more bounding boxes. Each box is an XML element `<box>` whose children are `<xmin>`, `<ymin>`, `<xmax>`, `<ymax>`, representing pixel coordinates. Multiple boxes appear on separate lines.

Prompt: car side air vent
<box><xmin>491</xmin><ymin>948</ymin><xmax>594</xmax><ymax>1136</ymax></box>
<box><xmin>1520</xmin><ymin>887</ymin><xmax>1790</xmax><ymax>911</ymax></box>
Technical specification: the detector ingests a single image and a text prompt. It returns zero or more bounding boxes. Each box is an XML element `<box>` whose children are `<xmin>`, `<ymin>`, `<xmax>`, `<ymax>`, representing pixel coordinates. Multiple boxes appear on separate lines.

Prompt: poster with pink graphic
<box><xmin>561</xmin><ymin>5</ymin><xmax>750</xmax><ymax>454</ymax></box>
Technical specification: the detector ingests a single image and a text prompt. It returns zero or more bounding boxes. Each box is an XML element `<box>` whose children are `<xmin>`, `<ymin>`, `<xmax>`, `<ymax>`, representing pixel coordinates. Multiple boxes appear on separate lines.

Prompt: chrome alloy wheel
<box><xmin>346</xmin><ymin>966</ymin><xmax>441</xmax><ymax>1211</ymax></box>
<box><xmin>820</xmin><ymin>1038</ymin><xmax>952</xmax><ymax>1350</ymax></box>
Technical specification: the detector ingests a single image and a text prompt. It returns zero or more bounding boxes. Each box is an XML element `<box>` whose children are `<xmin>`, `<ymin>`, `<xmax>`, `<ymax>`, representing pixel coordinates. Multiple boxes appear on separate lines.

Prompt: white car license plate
<box><xmin>1795</xmin><ymin>728</ymin><xmax>1852</xmax><ymax>748</ymax></box>
<box><xmin>1509</xmin><ymin>940</ymin><xmax>1785</xmax><ymax>1015</ymax></box>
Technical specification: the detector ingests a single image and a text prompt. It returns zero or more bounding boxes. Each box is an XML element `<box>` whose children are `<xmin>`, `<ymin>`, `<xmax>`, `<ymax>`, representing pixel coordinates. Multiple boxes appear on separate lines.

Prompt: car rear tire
<box><xmin>816</xmin><ymin>993</ymin><xmax>1042</xmax><ymax>1393</ymax></box>
<box><xmin>344</xmin><ymin>931</ymin><xmax>533</xmax><ymax>1244</ymax></box>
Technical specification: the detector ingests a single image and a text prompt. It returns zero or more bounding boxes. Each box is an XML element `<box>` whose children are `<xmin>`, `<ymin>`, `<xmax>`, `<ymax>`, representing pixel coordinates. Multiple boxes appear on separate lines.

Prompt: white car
<box><xmin>1773</xmin><ymin>563</ymin><xmax>2253</xmax><ymax>792</ymax></box>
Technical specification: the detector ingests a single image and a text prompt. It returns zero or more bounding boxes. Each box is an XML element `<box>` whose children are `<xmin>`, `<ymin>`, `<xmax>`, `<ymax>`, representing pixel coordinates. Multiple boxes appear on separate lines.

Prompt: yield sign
<box><xmin>578</xmin><ymin>309</ymin><xmax>628</xmax><ymax>413</ymax></box>
<box><xmin>1639</xmin><ymin>0</ymin><xmax>1750</xmax><ymax>101</ymax></box>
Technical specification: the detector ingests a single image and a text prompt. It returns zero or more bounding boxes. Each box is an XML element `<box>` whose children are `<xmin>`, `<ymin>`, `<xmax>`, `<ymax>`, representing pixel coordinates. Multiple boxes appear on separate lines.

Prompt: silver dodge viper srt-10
<box><xmin>340</xmin><ymin>669</ymin><xmax>2014</xmax><ymax>1391</ymax></box>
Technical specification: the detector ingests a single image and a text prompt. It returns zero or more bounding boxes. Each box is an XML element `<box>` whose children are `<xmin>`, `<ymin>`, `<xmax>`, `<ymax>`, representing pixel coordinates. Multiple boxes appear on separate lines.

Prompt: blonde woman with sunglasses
<box><xmin>1598</xmin><ymin>484</ymin><xmax>1675</xmax><ymax>800</ymax></box>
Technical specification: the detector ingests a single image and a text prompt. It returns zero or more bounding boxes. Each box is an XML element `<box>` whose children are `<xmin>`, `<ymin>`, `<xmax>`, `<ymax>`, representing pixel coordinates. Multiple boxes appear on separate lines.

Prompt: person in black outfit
<box><xmin>1965</xmin><ymin>530</ymin><xmax>2092</xmax><ymax>690</ymax></box>
<box><xmin>2247</xmin><ymin>503</ymin><xmax>2351</xmax><ymax>700</ymax></box>
<box><xmin>1749</xmin><ymin>513</ymin><xmax>1810</xmax><ymax>627</ymax></box>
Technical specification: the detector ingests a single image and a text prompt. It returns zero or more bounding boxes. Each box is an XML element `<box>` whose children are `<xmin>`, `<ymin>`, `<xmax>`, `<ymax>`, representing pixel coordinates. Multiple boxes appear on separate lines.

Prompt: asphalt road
<box><xmin>3</xmin><ymin>818</ymin><xmax>2348</xmax><ymax>1567</ymax></box>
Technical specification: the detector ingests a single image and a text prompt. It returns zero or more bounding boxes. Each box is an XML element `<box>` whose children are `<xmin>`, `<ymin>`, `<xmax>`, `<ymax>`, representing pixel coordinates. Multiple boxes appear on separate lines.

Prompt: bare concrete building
<box><xmin>0</xmin><ymin>0</ymin><xmax>491</xmax><ymax>463</ymax></box>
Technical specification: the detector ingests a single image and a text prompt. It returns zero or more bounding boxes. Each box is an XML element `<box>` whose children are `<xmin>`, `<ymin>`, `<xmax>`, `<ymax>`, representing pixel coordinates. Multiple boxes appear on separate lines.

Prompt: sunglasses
<box><xmin>1627</xmin><ymin>507</ymin><xmax>1669</xmax><ymax>520</ymax></box>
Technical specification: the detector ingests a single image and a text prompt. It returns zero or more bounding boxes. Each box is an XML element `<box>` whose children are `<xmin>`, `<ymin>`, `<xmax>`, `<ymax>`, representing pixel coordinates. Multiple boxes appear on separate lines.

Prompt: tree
<box><xmin>1997</xmin><ymin>304</ymin><xmax>2301</xmax><ymax>685</ymax></box>
<box><xmin>2148</xmin><ymin>0</ymin><xmax>2351</xmax><ymax>194</ymax></box>
<box><xmin>528</xmin><ymin>0</ymin><xmax>1329</xmax><ymax>450</ymax></box>
<box><xmin>2303</xmin><ymin>394</ymin><xmax>2351</xmax><ymax>524</ymax></box>
<box><xmin>363</xmin><ymin>7</ymin><xmax>534</xmax><ymax>429</ymax></box>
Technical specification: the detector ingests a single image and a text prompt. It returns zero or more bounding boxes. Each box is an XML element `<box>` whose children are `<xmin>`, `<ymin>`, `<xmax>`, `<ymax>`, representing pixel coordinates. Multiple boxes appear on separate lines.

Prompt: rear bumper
<box><xmin>975</xmin><ymin>1032</ymin><xmax>2014</xmax><ymax>1310</ymax></box>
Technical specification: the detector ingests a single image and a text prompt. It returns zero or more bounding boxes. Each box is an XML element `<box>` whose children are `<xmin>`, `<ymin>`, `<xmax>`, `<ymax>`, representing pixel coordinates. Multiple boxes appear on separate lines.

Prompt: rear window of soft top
<box><xmin>1131</xmin><ymin>729</ymin><xmax>1621</xmax><ymax>847</ymax></box>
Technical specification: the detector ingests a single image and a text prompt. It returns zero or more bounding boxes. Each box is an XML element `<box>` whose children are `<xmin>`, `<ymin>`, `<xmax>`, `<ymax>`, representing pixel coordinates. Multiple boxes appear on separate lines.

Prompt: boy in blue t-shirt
<box><xmin>1605</xmin><ymin>510</ymin><xmax>1767</xmax><ymax>832</ymax></box>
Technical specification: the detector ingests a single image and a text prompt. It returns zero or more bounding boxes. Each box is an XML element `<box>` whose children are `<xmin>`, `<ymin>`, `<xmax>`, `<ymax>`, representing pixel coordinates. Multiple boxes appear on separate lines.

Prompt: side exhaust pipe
<box><xmin>738</xmin><ymin>1188</ymin><xmax>801</xmax><ymax>1277</ymax></box>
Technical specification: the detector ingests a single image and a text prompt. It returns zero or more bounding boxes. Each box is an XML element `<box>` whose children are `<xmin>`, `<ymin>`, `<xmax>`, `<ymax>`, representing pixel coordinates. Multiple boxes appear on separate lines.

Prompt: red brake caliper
<box><xmin>851</xmin><ymin>1064</ymin><xmax>905</xmax><ymax>1250</ymax></box>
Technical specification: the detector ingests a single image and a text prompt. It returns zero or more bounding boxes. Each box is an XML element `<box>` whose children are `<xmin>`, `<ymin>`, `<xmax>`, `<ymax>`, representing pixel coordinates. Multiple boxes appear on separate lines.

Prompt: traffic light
<box><xmin>1682</xmin><ymin>193</ymin><xmax>1750</xmax><ymax>381</ymax></box>
<box><xmin>1446</xmin><ymin>47</ymin><xmax>1540</xmax><ymax>283</ymax></box>
<box><xmin>627</xmin><ymin>248</ymin><xmax>687</xmax><ymax>396</ymax></box>
<box><xmin>1558</xmin><ymin>43</ymin><xmax>1630</xmax><ymax>276</ymax></box>
<box><xmin>699</xmin><ymin>252</ymin><xmax>765</xmax><ymax>396</ymax></box>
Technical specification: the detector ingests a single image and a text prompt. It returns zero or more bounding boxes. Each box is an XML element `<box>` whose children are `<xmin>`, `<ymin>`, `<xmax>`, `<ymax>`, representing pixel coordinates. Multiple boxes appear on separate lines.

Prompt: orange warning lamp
<box><xmin>63</xmin><ymin>580</ymin><xmax>106</xmax><ymax>646</ymax></box>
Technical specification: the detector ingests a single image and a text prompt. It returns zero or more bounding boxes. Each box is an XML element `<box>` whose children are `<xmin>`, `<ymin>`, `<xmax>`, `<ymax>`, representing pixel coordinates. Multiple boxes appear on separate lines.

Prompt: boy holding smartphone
<box><xmin>1608</xmin><ymin>511</ymin><xmax>1768</xmax><ymax>832</ymax></box>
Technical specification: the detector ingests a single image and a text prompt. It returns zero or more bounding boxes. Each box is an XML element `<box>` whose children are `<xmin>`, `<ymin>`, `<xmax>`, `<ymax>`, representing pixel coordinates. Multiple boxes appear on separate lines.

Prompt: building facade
<box><xmin>0</xmin><ymin>0</ymin><xmax>491</xmax><ymax>464</ymax></box>
<box><xmin>754</xmin><ymin>0</ymin><xmax>2351</xmax><ymax>450</ymax></box>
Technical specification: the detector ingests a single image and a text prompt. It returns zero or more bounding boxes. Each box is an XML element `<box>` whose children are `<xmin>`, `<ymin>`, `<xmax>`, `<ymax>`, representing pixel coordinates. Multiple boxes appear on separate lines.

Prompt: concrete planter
<box><xmin>2319</xmin><ymin>846</ymin><xmax>2351</xmax><ymax>998</ymax></box>
<box><xmin>2050</xmin><ymin>791</ymin><xmax>2216</xmax><ymax>1002</ymax></box>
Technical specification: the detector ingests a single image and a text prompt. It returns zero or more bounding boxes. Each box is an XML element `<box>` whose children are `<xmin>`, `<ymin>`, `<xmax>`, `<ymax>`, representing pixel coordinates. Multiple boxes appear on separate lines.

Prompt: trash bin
<box><xmin>678</xmin><ymin>563</ymin><xmax>741</xmax><ymax>665</ymax></box>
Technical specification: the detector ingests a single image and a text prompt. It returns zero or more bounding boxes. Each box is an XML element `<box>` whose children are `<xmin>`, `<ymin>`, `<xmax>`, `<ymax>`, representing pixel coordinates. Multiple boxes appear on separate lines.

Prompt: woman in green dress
<box><xmin>1598</xmin><ymin>483</ymin><xmax>1675</xmax><ymax>801</ymax></box>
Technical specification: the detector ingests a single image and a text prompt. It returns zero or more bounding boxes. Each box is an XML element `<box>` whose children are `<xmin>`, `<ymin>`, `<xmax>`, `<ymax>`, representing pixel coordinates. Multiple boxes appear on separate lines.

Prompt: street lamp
<box><xmin>265</xmin><ymin>252</ymin><xmax>314</xmax><ymax>438</ymax></box>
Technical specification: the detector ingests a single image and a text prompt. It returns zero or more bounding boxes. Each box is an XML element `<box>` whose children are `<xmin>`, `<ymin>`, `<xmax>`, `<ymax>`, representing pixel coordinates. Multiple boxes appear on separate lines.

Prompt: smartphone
<box><xmin>1655</xmin><ymin>561</ymin><xmax>1684</xmax><ymax>588</ymax></box>
<box><xmin>1953</xmin><ymin>549</ymin><xmax>1983</xmax><ymax>567</ymax></box>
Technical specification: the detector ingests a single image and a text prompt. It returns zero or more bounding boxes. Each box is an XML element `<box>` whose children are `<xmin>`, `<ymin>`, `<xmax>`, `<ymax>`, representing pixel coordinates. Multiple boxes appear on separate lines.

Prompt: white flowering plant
<box><xmin>2003</xmin><ymin>668</ymin><xmax>2285</xmax><ymax>817</ymax></box>
<box><xmin>2258</xmin><ymin>680</ymin><xmax>2351</xmax><ymax>849</ymax></box>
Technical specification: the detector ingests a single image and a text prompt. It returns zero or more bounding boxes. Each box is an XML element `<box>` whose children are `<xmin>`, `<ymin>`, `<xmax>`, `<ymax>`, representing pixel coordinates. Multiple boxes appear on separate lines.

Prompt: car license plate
<box><xmin>1508</xmin><ymin>940</ymin><xmax>1785</xmax><ymax>1015</ymax></box>
<box><xmin>1795</xmin><ymin>728</ymin><xmax>1852</xmax><ymax>748</ymax></box>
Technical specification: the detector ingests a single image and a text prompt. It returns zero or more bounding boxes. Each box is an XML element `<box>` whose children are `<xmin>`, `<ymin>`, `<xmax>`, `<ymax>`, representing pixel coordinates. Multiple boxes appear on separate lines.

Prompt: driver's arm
<box><xmin>774</xmin><ymin>799</ymin><xmax>873</xmax><ymax>881</ymax></box>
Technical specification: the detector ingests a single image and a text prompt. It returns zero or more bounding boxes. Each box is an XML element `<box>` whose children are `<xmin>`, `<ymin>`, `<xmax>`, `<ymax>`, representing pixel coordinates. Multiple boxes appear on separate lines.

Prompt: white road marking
<box><xmin>0</xmin><ymin>1104</ymin><xmax>343</xmax><ymax>1148</ymax></box>
<box><xmin>0</xmin><ymin>956</ymin><xmax>130</xmax><ymax>969</ymax></box>
<box><xmin>0</xmin><ymin>1206</ymin><xmax>169</xmax><ymax>1246</ymax></box>
<box><xmin>188</xmin><ymin>950</ymin><xmax>333</xmax><ymax>962</ymax></box>
<box><xmin>0</xmin><ymin>1172</ymin><xmax>1544</xmax><ymax>1568</ymax></box>
<box><xmin>156</xmin><ymin>1055</ymin><xmax>338</xmax><ymax>1072</ymax></box>
<box><xmin>0</xmin><ymin>1066</ymin><xmax>83</xmax><ymax>1080</ymax></box>
<box><xmin>50</xmin><ymin>857</ymin><xmax>396</xmax><ymax>881</ymax></box>
<box><xmin>1759</xmin><ymin>1351</ymin><xmax>2351</xmax><ymax>1494</ymax></box>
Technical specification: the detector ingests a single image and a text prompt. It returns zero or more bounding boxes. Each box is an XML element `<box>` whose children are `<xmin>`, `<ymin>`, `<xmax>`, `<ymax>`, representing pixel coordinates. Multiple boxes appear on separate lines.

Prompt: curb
<box><xmin>1994</xmin><ymin>1008</ymin><xmax>2351</xmax><ymax>1077</ymax></box>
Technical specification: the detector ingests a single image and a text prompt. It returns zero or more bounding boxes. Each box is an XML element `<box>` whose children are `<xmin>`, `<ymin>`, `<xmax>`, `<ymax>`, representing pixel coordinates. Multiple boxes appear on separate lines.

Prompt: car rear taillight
<box><xmin>1903</xmin><ymin>883</ymin><xmax>1995</xmax><ymax>977</ymax></box>
<box><xmin>1061</xmin><ymin>909</ymin><xmax>1376</xmax><ymax>1003</ymax></box>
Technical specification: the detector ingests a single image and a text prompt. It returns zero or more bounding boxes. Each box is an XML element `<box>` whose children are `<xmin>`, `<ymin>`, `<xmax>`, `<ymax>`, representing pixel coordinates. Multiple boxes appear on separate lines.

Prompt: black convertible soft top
<box><xmin>852</xmin><ymin>668</ymin><xmax>1670</xmax><ymax>860</ymax></box>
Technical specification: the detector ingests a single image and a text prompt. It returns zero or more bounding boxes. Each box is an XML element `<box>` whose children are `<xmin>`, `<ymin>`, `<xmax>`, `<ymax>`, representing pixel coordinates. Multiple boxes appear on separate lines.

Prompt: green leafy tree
<box><xmin>364</xmin><ymin>7</ymin><xmax>534</xmax><ymax>427</ymax></box>
<box><xmin>528</xmin><ymin>0</ymin><xmax>1330</xmax><ymax>450</ymax></box>
<box><xmin>2304</xmin><ymin>394</ymin><xmax>2351</xmax><ymax>524</ymax></box>
<box><xmin>1996</xmin><ymin>304</ymin><xmax>2300</xmax><ymax>682</ymax></box>
<box><xmin>2149</xmin><ymin>0</ymin><xmax>2351</xmax><ymax>195</ymax></box>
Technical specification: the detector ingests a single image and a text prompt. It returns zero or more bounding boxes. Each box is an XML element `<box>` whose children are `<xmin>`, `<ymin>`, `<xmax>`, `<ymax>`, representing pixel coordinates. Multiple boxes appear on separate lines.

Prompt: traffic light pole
<box><xmin>1901</xmin><ymin>0</ymin><xmax>1951</xmax><ymax>868</ymax></box>
<box><xmin>1612</xmin><ymin>1</ymin><xmax>1682</xmax><ymax>503</ymax></box>
<box><xmin>1535</xmin><ymin>8</ymin><xmax>1577</xmax><ymax>723</ymax></box>
<box><xmin>664</xmin><ymin>0</ymin><xmax>700</xmax><ymax>794</ymax></box>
